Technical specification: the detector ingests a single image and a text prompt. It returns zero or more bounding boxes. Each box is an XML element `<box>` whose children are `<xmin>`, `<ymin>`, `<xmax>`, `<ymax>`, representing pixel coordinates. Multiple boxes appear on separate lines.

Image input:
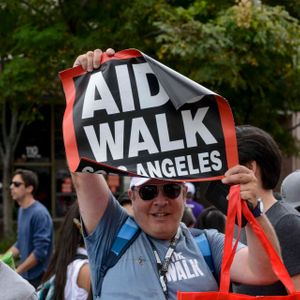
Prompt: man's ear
<box><xmin>26</xmin><ymin>185</ymin><xmax>34</xmax><ymax>194</ymax></box>
<box><xmin>245</xmin><ymin>160</ymin><xmax>258</xmax><ymax>174</ymax></box>
<box><xmin>128</xmin><ymin>189</ymin><xmax>134</xmax><ymax>201</ymax></box>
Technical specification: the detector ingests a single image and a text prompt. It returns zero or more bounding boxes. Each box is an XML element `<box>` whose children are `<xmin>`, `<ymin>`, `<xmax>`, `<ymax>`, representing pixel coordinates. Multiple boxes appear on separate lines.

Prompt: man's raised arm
<box><xmin>71</xmin><ymin>172</ymin><xmax>110</xmax><ymax>234</ymax></box>
<box><xmin>71</xmin><ymin>48</ymin><xmax>116</xmax><ymax>234</ymax></box>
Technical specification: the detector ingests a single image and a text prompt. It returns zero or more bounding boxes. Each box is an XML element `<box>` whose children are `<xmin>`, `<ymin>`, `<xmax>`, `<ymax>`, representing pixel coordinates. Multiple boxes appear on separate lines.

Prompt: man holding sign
<box><xmin>63</xmin><ymin>49</ymin><xmax>281</xmax><ymax>300</ymax></box>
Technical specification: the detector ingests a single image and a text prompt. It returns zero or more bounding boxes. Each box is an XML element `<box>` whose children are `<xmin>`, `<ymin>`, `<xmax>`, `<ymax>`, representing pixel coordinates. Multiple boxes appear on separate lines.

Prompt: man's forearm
<box><xmin>246</xmin><ymin>214</ymin><xmax>281</xmax><ymax>281</ymax></box>
<box><xmin>16</xmin><ymin>252</ymin><xmax>38</xmax><ymax>275</ymax></box>
<box><xmin>71</xmin><ymin>172</ymin><xmax>110</xmax><ymax>234</ymax></box>
<box><xmin>292</xmin><ymin>274</ymin><xmax>300</xmax><ymax>291</ymax></box>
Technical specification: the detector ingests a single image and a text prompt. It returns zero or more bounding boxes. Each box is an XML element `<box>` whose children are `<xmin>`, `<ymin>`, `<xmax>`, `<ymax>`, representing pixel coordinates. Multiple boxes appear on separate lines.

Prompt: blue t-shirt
<box><xmin>84</xmin><ymin>194</ymin><xmax>245</xmax><ymax>300</ymax></box>
<box><xmin>15</xmin><ymin>201</ymin><xmax>53</xmax><ymax>280</ymax></box>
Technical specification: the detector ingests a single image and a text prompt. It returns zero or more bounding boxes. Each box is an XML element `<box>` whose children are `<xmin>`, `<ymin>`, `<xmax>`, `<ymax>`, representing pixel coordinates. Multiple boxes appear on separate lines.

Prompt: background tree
<box><xmin>0</xmin><ymin>0</ymin><xmax>67</xmax><ymax>236</ymax></box>
<box><xmin>154</xmin><ymin>0</ymin><xmax>300</xmax><ymax>153</ymax></box>
<box><xmin>0</xmin><ymin>0</ymin><xmax>299</xmax><ymax>237</ymax></box>
<box><xmin>0</xmin><ymin>0</ymin><xmax>161</xmax><ymax>237</ymax></box>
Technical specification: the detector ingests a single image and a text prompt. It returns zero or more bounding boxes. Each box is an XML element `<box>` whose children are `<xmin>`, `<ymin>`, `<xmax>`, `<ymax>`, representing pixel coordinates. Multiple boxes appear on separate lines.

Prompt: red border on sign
<box><xmin>59</xmin><ymin>71</ymin><xmax>80</xmax><ymax>171</ymax></box>
<box><xmin>59</xmin><ymin>50</ymin><xmax>238</xmax><ymax>180</ymax></box>
<box><xmin>59</xmin><ymin>49</ymin><xmax>144</xmax><ymax>171</ymax></box>
<box><xmin>215</xmin><ymin>95</ymin><xmax>238</xmax><ymax>169</ymax></box>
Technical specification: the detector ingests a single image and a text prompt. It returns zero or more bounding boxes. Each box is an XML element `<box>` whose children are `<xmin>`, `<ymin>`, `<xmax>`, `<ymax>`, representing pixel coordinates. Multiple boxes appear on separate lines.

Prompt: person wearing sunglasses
<box><xmin>70</xmin><ymin>49</ymin><xmax>281</xmax><ymax>300</ymax></box>
<box><xmin>4</xmin><ymin>169</ymin><xmax>53</xmax><ymax>289</ymax></box>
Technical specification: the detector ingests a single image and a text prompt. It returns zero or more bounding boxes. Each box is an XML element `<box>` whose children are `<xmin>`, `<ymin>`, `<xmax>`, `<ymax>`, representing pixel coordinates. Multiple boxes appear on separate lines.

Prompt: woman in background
<box><xmin>39</xmin><ymin>201</ymin><xmax>91</xmax><ymax>300</ymax></box>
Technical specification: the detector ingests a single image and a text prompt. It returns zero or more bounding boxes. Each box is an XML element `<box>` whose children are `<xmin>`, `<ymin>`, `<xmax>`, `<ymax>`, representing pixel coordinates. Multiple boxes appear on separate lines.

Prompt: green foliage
<box><xmin>0</xmin><ymin>1</ymin><xmax>299</xmax><ymax>238</ymax></box>
<box><xmin>263</xmin><ymin>0</ymin><xmax>300</xmax><ymax>20</ymax></box>
<box><xmin>0</xmin><ymin>233</ymin><xmax>16</xmax><ymax>253</ymax></box>
<box><xmin>154</xmin><ymin>0</ymin><xmax>300</xmax><ymax>154</ymax></box>
<box><xmin>0</xmin><ymin>0</ymin><xmax>299</xmax><ymax>156</ymax></box>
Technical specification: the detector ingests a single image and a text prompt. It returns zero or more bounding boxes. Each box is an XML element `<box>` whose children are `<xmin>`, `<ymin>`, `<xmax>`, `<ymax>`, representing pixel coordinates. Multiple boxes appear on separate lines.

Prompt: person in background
<box><xmin>273</xmin><ymin>191</ymin><xmax>282</xmax><ymax>201</ymax></box>
<box><xmin>5</xmin><ymin>169</ymin><xmax>53</xmax><ymax>288</ymax></box>
<box><xmin>68</xmin><ymin>48</ymin><xmax>282</xmax><ymax>300</ymax></box>
<box><xmin>39</xmin><ymin>201</ymin><xmax>91</xmax><ymax>300</ymax></box>
<box><xmin>181</xmin><ymin>206</ymin><xmax>196</xmax><ymax>228</ymax></box>
<box><xmin>0</xmin><ymin>260</ymin><xmax>37</xmax><ymax>300</ymax></box>
<box><xmin>194</xmin><ymin>206</ymin><xmax>226</xmax><ymax>233</ymax></box>
<box><xmin>232</xmin><ymin>125</ymin><xmax>300</xmax><ymax>295</ymax></box>
<box><xmin>281</xmin><ymin>170</ymin><xmax>300</xmax><ymax>212</ymax></box>
<box><xmin>118</xmin><ymin>192</ymin><xmax>134</xmax><ymax>216</ymax></box>
<box><xmin>185</xmin><ymin>182</ymin><xmax>204</xmax><ymax>219</ymax></box>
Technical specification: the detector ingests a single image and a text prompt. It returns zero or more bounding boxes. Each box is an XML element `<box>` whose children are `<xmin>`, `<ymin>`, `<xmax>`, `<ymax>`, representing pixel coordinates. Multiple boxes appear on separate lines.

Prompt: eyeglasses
<box><xmin>132</xmin><ymin>183</ymin><xmax>183</xmax><ymax>201</ymax></box>
<box><xmin>10</xmin><ymin>181</ymin><xmax>25</xmax><ymax>188</ymax></box>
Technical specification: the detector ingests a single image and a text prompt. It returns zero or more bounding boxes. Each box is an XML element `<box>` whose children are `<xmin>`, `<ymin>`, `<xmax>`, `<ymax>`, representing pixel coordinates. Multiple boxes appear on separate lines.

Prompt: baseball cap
<box><xmin>129</xmin><ymin>177</ymin><xmax>151</xmax><ymax>189</ymax></box>
<box><xmin>185</xmin><ymin>182</ymin><xmax>195</xmax><ymax>196</ymax></box>
<box><xmin>281</xmin><ymin>170</ymin><xmax>300</xmax><ymax>209</ymax></box>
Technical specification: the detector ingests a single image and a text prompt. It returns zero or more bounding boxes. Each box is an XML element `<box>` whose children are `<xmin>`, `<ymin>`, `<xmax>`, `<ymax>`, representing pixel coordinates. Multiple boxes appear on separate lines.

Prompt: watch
<box><xmin>250</xmin><ymin>198</ymin><xmax>264</xmax><ymax>218</ymax></box>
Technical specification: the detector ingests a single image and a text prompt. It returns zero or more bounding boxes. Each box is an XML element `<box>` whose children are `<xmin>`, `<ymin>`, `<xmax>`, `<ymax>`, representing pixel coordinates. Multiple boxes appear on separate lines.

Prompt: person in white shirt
<box><xmin>39</xmin><ymin>201</ymin><xmax>91</xmax><ymax>300</ymax></box>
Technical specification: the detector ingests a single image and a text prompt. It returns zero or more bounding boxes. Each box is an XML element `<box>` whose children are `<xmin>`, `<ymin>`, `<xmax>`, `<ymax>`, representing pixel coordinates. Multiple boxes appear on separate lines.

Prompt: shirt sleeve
<box><xmin>83</xmin><ymin>193</ymin><xmax>128</xmax><ymax>296</ymax></box>
<box><xmin>204</xmin><ymin>229</ymin><xmax>246</xmax><ymax>278</ymax></box>
<box><xmin>14</xmin><ymin>242</ymin><xmax>19</xmax><ymax>251</ymax></box>
<box><xmin>275</xmin><ymin>214</ymin><xmax>300</xmax><ymax>276</ymax></box>
<box><xmin>84</xmin><ymin>193</ymin><xmax>128</xmax><ymax>265</ymax></box>
<box><xmin>31</xmin><ymin>210</ymin><xmax>53</xmax><ymax>262</ymax></box>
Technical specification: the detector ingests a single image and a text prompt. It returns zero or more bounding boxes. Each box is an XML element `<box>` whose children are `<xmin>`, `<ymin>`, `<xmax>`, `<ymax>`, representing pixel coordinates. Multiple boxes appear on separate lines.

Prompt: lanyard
<box><xmin>147</xmin><ymin>227</ymin><xmax>181</xmax><ymax>299</ymax></box>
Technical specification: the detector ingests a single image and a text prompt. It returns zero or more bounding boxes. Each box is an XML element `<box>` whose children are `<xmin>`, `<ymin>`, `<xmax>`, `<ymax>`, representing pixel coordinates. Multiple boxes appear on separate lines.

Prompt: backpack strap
<box><xmin>37</xmin><ymin>275</ymin><xmax>55</xmax><ymax>300</ymax></box>
<box><xmin>96</xmin><ymin>217</ymin><xmax>141</xmax><ymax>297</ymax></box>
<box><xmin>189</xmin><ymin>228</ymin><xmax>216</xmax><ymax>276</ymax></box>
<box><xmin>96</xmin><ymin>219</ymin><xmax>216</xmax><ymax>296</ymax></box>
<box><xmin>110</xmin><ymin>217</ymin><xmax>141</xmax><ymax>256</ymax></box>
<box><xmin>74</xmin><ymin>253</ymin><xmax>88</xmax><ymax>260</ymax></box>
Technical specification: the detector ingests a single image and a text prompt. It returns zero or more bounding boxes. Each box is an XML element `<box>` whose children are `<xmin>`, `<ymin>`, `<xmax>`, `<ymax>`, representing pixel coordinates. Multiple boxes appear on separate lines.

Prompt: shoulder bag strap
<box><xmin>219</xmin><ymin>185</ymin><xmax>296</xmax><ymax>294</ymax></box>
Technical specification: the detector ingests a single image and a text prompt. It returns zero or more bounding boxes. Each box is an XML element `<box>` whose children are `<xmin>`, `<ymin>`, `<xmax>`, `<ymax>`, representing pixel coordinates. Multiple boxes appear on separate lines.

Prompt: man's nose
<box><xmin>153</xmin><ymin>188</ymin><xmax>168</xmax><ymax>205</ymax></box>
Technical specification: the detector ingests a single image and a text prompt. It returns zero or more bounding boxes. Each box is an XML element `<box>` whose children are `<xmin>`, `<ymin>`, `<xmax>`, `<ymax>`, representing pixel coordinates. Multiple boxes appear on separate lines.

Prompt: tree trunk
<box><xmin>2</xmin><ymin>153</ymin><xmax>13</xmax><ymax>237</ymax></box>
<box><xmin>0</xmin><ymin>102</ymin><xmax>26</xmax><ymax>238</ymax></box>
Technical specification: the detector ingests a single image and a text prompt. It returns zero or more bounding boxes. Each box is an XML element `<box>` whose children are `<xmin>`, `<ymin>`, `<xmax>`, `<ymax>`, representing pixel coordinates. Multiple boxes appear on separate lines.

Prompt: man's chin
<box><xmin>149</xmin><ymin>224</ymin><xmax>176</xmax><ymax>240</ymax></box>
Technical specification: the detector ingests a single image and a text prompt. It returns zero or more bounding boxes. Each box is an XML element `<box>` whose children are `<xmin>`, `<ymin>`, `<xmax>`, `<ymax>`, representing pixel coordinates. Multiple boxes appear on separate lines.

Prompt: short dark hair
<box><xmin>118</xmin><ymin>192</ymin><xmax>131</xmax><ymax>206</ymax></box>
<box><xmin>194</xmin><ymin>206</ymin><xmax>226</xmax><ymax>233</ymax></box>
<box><xmin>236</xmin><ymin>125</ymin><xmax>282</xmax><ymax>189</ymax></box>
<box><xmin>13</xmin><ymin>169</ymin><xmax>39</xmax><ymax>194</ymax></box>
<box><xmin>181</xmin><ymin>207</ymin><xmax>196</xmax><ymax>227</ymax></box>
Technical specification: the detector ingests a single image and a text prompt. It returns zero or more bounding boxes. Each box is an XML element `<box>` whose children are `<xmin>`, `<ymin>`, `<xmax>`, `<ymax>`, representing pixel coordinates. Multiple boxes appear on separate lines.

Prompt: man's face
<box><xmin>10</xmin><ymin>174</ymin><xmax>27</xmax><ymax>203</ymax></box>
<box><xmin>128</xmin><ymin>180</ymin><xmax>186</xmax><ymax>240</ymax></box>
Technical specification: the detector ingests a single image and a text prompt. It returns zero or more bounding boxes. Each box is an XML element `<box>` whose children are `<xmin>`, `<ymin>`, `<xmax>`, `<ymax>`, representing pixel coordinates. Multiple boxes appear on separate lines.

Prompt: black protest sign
<box><xmin>59</xmin><ymin>49</ymin><xmax>238</xmax><ymax>182</ymax></box>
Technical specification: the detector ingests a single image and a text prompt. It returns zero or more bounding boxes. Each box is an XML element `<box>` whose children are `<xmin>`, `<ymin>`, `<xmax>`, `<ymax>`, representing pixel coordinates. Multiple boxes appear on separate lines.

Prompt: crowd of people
<box><xmin>0</xmin><ymin>48</ymin><xmax>300</xmax><ymax>300</ymax></box>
